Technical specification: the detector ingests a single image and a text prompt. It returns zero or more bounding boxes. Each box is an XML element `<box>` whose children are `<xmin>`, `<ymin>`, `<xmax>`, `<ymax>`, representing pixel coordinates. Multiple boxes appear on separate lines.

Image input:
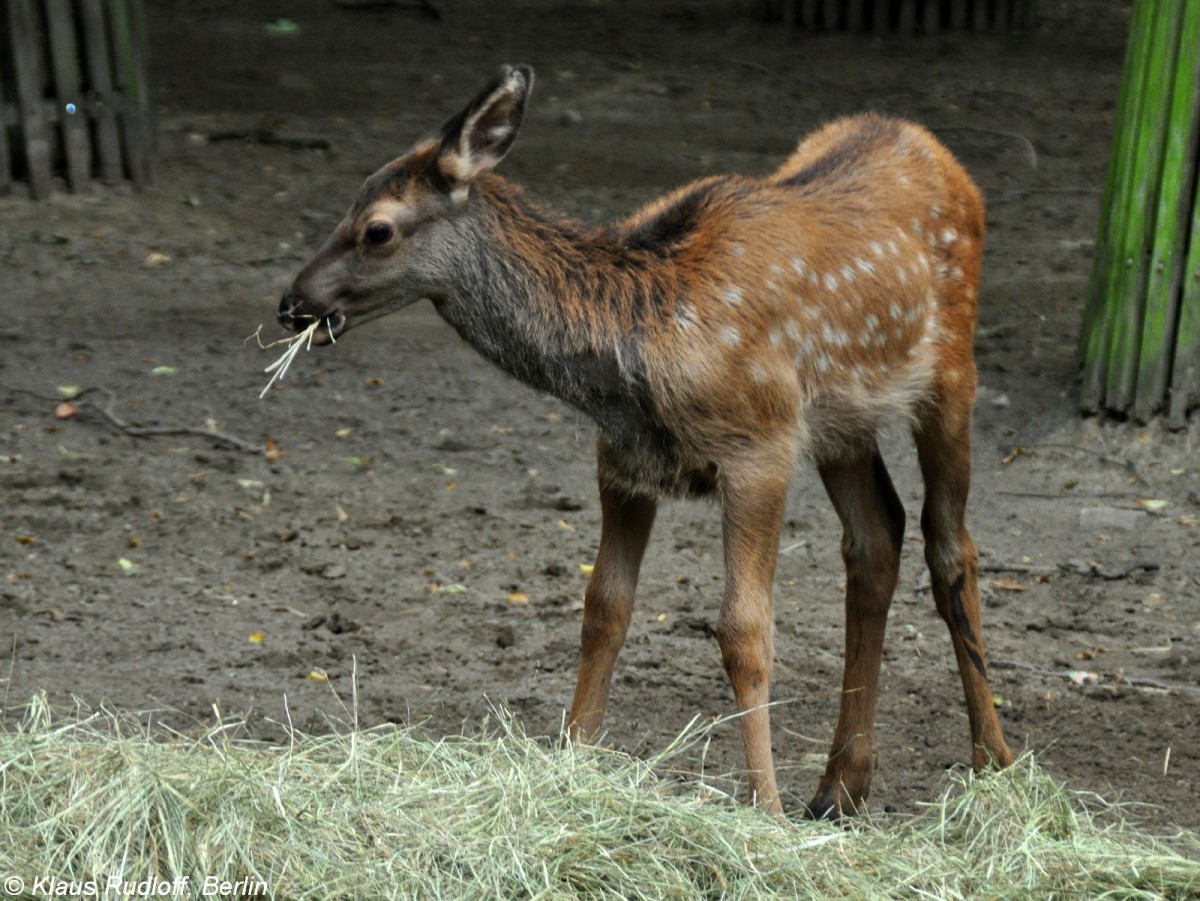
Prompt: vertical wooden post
<box><xmin>45</xmin><ymin>0</ymin><xmax>91</xmax><ymax>192</ymax></box>
<box><xmin>8</xmin><ymin>0</ymin><xmax>54</xmax><ymax>199</ymax></box>
<box><xmin>108</xmin><ymin>0</ymin><xmax>151</xmax><ymax>188</ymax></box>
<box><xmin>80</xmin><ymin>0</ymin><xmax>124</xmax><ymax>184</ymax></box>
<box><xmin>1100</xmin><ymin>3</ymin><xmax>1183</xmax><ymax>412</ymax></box>
<box><xmin>1079</xmin><ymin>0</ymin><xmax>1155</xmax><ymax>412</ymax></box>
<box><xmin>1133</xmin><ymin>0</ymin><xmax>1200</xmax><ymax>421</ymax></box>
<box><xmin>0</xmin><ymin>58</ymin><xmax>11</xmax><ymax>193</ymax></box>
<box><xmin>1169</xmin><ymin>179</ymin><xmax>1200</xmax><ymax>427</ymax></box>
<box><xmin>846</xmin><ymin>0</ymin><xmax>867</xmax><ymax>33</ymax></box>
<box><xmin>922</xmin><ymin>0</ymin><xmax>941</xmax><ymax>34</ymax></box>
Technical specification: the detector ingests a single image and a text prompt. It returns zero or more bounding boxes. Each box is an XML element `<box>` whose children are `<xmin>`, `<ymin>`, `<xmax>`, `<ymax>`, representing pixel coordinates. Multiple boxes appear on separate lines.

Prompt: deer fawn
<box><xmin>277</xmin><ymin>65</ymin><xmax>1015</xmax><ymax>816</ymax></box>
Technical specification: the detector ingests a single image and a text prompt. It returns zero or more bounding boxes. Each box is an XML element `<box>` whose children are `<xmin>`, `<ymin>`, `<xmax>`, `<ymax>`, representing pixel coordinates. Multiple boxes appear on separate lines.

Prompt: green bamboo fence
<box><xmin>1080</xmin><ymin>0</ymin><xmax>1200</xmax><ymax>426</ymax></box>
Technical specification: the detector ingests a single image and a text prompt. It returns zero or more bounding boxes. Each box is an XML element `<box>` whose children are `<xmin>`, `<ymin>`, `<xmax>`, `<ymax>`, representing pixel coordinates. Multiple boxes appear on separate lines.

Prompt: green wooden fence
<box><xmin>1080</xmin><ymin>0</ymin><xmax>1200</xmax><ymax>427</ymax></box>
<box><xmin>1</xmin><ymin>0</ymin><xmax>152</xmax><ymax>199</ymax></box>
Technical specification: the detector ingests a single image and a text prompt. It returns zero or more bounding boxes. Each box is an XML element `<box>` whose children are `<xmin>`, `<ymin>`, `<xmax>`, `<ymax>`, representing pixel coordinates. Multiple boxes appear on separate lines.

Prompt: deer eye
<box><xmin>364</xmin><ymin>221</ymin><xmax>394</xmax><ymax>246</ymax></box>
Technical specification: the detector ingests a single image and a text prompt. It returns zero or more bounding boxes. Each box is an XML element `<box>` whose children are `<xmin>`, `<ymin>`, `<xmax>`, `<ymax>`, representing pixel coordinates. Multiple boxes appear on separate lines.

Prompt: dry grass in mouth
<box><xmin>251</xmin><ymin>318</ymin><xmax>336</xmax><ymax>399</ymax></box>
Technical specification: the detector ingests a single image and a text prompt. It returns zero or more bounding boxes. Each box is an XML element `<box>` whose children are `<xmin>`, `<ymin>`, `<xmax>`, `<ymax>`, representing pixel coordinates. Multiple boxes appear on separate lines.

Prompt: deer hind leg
<box><xmin>713</xmin><ymin>459</ymin><xmax>791</xmax><ymax>814</ymax></box>
<box><xmin>806</xmin><ymin>443</ymin><xmax>905</xmax><ymax>819</ymax></box>
<box><xmin>566</xmin><ymin>487</ymin><xmax>656</xmax><ymax>745</ymax></box>
<box><xmin>914</xmin><ymin>388</ymin><xmax>1015</xmax><ymax>773</ymax></box>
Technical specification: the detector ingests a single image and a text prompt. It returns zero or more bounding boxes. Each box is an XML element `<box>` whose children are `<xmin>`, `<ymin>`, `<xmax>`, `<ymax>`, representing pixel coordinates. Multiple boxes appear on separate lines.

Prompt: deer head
<box><xmin>276</xmin><ymin>65</ymin><xmax>534</xmax><ymax>343</ymax></box>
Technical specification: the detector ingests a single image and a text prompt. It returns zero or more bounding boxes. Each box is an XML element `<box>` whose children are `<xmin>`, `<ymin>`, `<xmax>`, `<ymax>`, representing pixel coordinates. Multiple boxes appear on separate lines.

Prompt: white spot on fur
<box><xmin>731</xmin><ymin>244</ymin><xmax>746</xmax><ymax>257</ymax></box>
<box><xmin>790</xmin><ymin>256</ymin><xmax>808</xmax><ymax>277</ymax></box>
<box><xmin>897</xmin><ymin>266</ymin><xmax>908</xmax><ymax>284</ymax></box>
<box><xmin>747</xmin><ymin>360</ymin><xmax>769</xmax><ymax>383</ymax></box>
<box><xmin>769</xmin><ymin>329</ymin><xmax>784</xmax><ymax>349</ymax></box>
<box><xmin>785</xmin><ymin>319</ymin><xmax>803</xmax><ymax>341</ymax></box>
<box><xmin>855</xmin><ymin>258</ymin><xmax>876</xmax><ymax>276</ymax></box>
<box><xmin>941</xmin><ymin>228</ymin><xmax>958</xmax><ymax>245</ymax></box>
<box><xmin>870</xmin><ymin>241</ymin><xmax>885</xmax><ymax>259</ymax></box>
<box><xmin>721</xmin><ymin>286</ymin><xmax>743</xmax><ymax>306</ymax></box>
<box><xmin>930</xmin><ymin>204</ymin><xmax>941</xmax><ymax>220</ymax></box>
<box><xmin>840</xmin><ymin>265</ymin><xmax>856</xmax><ymax>284</ymax></box>
<box><xmin>823</xmin><ymin>273</ymin><xmax>839</xmax><ymax>292</ymax></box>
<box><xmin>886</xmin><ymin>240</ymin><xmax>900</xmax><ymax>257</ymax></box>
<box><xmin>675</xmin><ymin>302</ymin><xmax>696</xmax><ymax>332</ymax></box>
<box><xmin>721</xmin><ymin>325</ymin><xmax>741</xmax><ymax>347</ymax></box>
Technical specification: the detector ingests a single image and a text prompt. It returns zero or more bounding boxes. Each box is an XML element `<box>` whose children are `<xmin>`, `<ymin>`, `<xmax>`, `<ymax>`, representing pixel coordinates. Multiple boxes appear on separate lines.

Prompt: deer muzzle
<box><xmin>277</xmin><ymin>288</ymin><xmax>346</xmax><ymax>345</ymax></box>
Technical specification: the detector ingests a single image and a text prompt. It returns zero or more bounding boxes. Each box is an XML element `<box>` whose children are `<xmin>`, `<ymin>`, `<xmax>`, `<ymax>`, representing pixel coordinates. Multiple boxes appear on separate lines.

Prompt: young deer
<box><xmin>277</xmin><ymin>65</ymin><xmax>1015</xmax><ymax>816</ymax></box>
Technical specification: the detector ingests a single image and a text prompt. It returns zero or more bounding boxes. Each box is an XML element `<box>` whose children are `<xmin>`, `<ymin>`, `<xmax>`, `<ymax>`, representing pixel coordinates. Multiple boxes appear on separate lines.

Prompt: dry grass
<box><xmin>1</xmin><ymin>693</ymin><xmax>1197</xmax><ymax>900</ymax></box>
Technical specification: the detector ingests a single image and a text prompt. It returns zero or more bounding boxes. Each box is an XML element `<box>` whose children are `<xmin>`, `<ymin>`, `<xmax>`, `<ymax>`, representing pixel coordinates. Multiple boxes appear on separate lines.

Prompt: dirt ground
<box><xmin>3</xmin><ymin>0</ymin><xmax>1199</xmax><ymax>830</ymax></box>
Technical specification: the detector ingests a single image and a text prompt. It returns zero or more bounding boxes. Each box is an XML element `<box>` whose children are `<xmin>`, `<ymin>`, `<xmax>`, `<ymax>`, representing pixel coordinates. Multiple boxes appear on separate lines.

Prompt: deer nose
<box><xmin>277</xmin><ymin>289</ymin><xmax>303</xmax><ymax>329</ymax></box>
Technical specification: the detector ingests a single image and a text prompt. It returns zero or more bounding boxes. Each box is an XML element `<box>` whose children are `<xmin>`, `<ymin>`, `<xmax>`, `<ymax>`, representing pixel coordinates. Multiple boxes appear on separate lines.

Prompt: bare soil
<box><xmin>2</xmin><ymin>0</ymin><xmax>1199</xmax><ymax>829</ymax></box>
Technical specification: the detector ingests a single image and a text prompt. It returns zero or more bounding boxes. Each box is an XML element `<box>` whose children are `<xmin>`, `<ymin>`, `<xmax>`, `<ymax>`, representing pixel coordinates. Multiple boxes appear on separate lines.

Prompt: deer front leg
<box><xmin>714</xmin><ymin>465</ymin><xmax>789</xmax><ymax>814</ymax></box>
<box><xmin>566</xmin><ymin>487</ymin><xmax>657</xmax><ymax>744</ymax></box>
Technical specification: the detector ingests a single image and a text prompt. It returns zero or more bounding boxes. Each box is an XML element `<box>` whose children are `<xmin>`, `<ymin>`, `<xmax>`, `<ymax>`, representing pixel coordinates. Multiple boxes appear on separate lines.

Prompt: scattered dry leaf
<box><xmin>992</xmin><ymin>578</ymin><xmax>1027</xmax><ymax>592</ymax></box>
<box><xmin>54</xmin><ymin>402</ymin><xmax>78</xmax><ymax>420</ymax></box>
<box><xmin>334</xmin><ymin>428</ymin><xmax>353</xmax><ymax>439</ymax></box>
<box><xmin>507</xmin><ymin>591</ymin><xmax>529</xmax><ymax>605</ymax></box>
<box><xmin>306</xmin><ymin>668</ymin><xmax>329</xmax><ymax>683</ymax></box>
<box><xmin>1178</xmin><ymin>515</ymin><xmax>1199</xmax><ymax>527</ymax></box>
<box><xmin>1000</xmin><ymin>447</ymin><xmax>1026</xmax><ymax>465</ymax></box>
<box><xmin>578</xmin><ymin>563</ymin><xmax>594</xmax><ymax>575</ymax></box>
<box><xmin>143</xmin><ymin>251</ymin><xmax>172</xmax><ymax>267</ymax></box>
<box><xmin>1135</xmin><ymin>498</ymin><xmax>1168</xmax><ymax>513</ymax></box>
<box><xmin>15</xmin><ymin>535</ymin><xmax>36</xmax><ymax>545</ymax></box>
<box><xmin>249</xmin><ymin>631</ymin><xmax>264</xmax><ymax>644</ymax></box>
<box><xmin>336</xmin><ymin>505</ymin><xmax>349</xmax><ymax>523</ymax></box>
<box><xmin>264</xmin><ymin>439</ymin><xmax>286</xmax><ymax>462</ymax></box>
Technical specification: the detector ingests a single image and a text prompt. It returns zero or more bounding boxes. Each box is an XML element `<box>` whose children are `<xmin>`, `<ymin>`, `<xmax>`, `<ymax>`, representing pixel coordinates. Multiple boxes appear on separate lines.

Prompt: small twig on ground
<box><xmin>330</xmin><ymin>0</ymin><xmax>441</xmax><ymax>18</ymax></box>
<box><xmin>1059</xmin><ymin>559</ymin><xmax>1160</xmax><ymax>580</ymax></box>
<box><xmin>1014</xmin><ymin>442</ymin><xmax>1152</xmax><ymax>487</ymax></box>
<box><xmin>992</xmin><ymin>659</ymin><xmax>1200</xmax><ymax>696</ymax></box>
<box><xmin>979</xmin><ymin>562</ymin><xmax>1057</xmax><ymax>576</ymax></box>
<box><xmin>997</xmin><ymin>491</ymin><xmax>1140</xmax><ymax>500</ymax></box>
<box><xmin>205</xmin><ymin>129</ymin><xmax>332</xmax><ymax>150</ymax></box>
<box><xmin>9</xmin><ymin>386</ymin><xmax>261</xmax><ymax>454</ymax></box>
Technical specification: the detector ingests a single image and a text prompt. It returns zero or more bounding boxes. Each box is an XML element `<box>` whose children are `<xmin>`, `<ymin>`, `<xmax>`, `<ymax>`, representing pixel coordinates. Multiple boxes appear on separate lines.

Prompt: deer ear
<box><xmin>437</xmin><ymin>64</ymin><xmax>533</xmax><ymax>189</ymax></box>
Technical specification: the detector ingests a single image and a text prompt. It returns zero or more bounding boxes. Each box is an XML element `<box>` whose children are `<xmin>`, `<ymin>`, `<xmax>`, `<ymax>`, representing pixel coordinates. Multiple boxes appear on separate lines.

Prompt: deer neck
<box><xmin>435</xmin><ymin>176</ymin><xmax>667</xmax><ymax>443</ymax></box>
